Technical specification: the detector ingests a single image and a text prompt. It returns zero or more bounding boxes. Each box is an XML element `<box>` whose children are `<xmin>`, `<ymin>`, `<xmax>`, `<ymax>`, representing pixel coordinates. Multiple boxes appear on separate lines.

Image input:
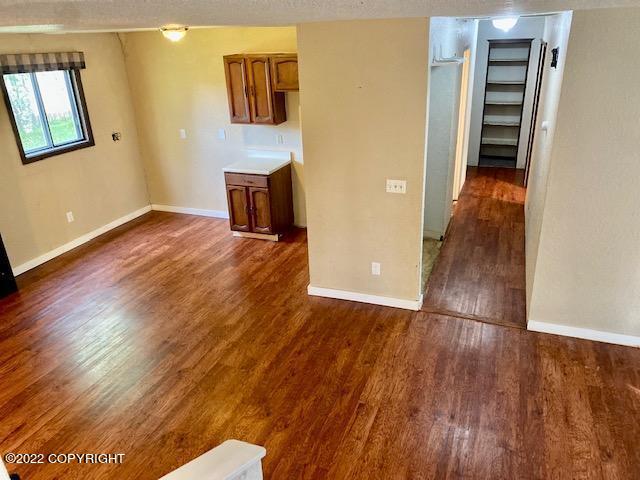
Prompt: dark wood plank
<box><xmin>424</xmin><ymin>166</ymin><xmax>527</xmax><ymax>328</ymax></box>
<box><xmin>0</xmin><ymin>211</ymin><xmax>639</xmax><ymax>479</ymax></box>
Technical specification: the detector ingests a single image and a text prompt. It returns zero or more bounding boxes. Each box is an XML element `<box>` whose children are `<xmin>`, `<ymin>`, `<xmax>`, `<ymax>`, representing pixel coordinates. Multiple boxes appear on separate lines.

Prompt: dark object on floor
<box><xmin>0</xmin><ymin>233</ymin><xmax>17</xmax><ymax>298</ymax></box>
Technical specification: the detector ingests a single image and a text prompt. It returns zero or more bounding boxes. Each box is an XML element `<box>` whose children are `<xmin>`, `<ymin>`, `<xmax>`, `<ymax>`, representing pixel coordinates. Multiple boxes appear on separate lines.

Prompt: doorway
<box><xmin>420</xmin><ymin>12</ymin><xmax>572</xmax><ymax>328</ymax></box>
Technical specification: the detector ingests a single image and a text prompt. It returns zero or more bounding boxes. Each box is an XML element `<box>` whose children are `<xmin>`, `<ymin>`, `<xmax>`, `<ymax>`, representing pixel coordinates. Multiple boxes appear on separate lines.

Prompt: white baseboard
<box><xmin>12</xmin><ymin>205</ymin><xmax>152</xmax><ymax>276</ymax></box>
<box><xmin>151</xmin><ymin>204</ymin><xmax>229</xmax><ymax>219</ymax></box>
<box><xmin>528</xmin><ymin>320</ymin><xmax>640</xmax><ymax>348</ymax></box>
<box><xmin>308</xmin><ymin>285</ymin><xmax>423</xmax><ymax>311</ymax></box>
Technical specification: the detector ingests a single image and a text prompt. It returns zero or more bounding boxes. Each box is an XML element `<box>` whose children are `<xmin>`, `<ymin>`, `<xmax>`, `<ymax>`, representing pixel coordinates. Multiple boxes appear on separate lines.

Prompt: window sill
<box><xmin>22</xmin><ymin>139</ymin><xmax>95</xmax><ymax>165</ymax></box>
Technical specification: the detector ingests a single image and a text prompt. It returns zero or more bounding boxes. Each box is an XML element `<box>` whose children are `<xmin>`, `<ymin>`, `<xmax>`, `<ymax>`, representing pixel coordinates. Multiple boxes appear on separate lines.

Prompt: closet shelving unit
<box><xmin>479</xmin><ymin>39</ymin><xmax>533</xmax><ymax>167</ymax></box>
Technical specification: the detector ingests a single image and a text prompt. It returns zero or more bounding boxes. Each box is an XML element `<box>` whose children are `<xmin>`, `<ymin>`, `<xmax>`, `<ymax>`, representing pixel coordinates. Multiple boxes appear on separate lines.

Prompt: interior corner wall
<box><xmin>120</xmin><ymin>27</ymin><xmax>306</xmax><ymax>227</ymax></box>
<box><xmin>298</xmin><ymin>18</ymin><xmax>429</xmax><ymax>302</ymax></box>
<box><xmin>467</xmin><ymin>17</ymin><xmax>545</xmax><ymax>167</ymax></box>
<box><xmin>527</xmin><ymin>7</ymin><xmax>640</xmax><ymax>338</ymax></box>
<box><xmin>0</xmin><ymin>33</ymin><xmax>149</xmax><ymax>269</ymax></box>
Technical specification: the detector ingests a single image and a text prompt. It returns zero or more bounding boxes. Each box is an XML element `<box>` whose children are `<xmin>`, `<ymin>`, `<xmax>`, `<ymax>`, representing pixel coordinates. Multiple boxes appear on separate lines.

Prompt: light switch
<box><xmin>276</xmin><ymin>134</ymin><xmax>284</xmax><ymax>145</ymax></box>
<box><xmin>386</xmin><ymin>179</ymin><xmax>407</xmax><ymax>194</ymax></box>
<box><xmin>218</xmin><ymin>128</ymin><xmax>227</xmax><ymax>140</ymax></box>
<box><xmin>179</xmin><ymin>129</ymin><xmax>187</xmax><ymax>139</ymax></box>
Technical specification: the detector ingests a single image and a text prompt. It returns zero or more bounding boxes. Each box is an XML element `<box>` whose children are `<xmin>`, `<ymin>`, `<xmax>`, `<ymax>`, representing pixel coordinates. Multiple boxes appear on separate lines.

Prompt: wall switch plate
<box><xmin>371</xmin><ymin>262</ymin><xmax>381</xmax><ymax>276</ymax></box>
<box><xmin>276</xmin><ymin>134</ymin><xmax>284</xmax><ymax>145</ymax></box>
<box><xmin>386</xmin><ymin>179</ymin><xmax>407</xmax><ymax>194</ymax></box>
<box><xmin>217</xmin><ymin>128</ymin><xmax>226</xmax><ymax>140</ymax></box>
<box><xmin>179</xmin><ymin>129</ymin><xmax>187</xmax><ymax>139</ymax></box>
<box><xmin>66</xmin><ymin>211</ymin><xmax>74</xmax><ymax>223</ymax></box>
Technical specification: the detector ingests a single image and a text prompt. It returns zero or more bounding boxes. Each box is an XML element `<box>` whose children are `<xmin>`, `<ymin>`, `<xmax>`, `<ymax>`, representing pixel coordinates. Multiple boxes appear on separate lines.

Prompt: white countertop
<box><xmin>223</xmin><ymin>149</ymin><xmax>292</xmax><ymax>175</ymax></box>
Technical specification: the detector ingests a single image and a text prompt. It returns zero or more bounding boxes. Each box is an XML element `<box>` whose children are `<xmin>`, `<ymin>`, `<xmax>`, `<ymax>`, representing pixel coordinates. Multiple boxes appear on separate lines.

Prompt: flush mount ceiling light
<box><xmin>160</xmin><ymin>26</ymin><xmax>188</xmax><ymax>42</ymax></box>
<box><xmin>492</xmin><ymin>17</ymin><xmax>519</xmax><ymax>32</ymax></box>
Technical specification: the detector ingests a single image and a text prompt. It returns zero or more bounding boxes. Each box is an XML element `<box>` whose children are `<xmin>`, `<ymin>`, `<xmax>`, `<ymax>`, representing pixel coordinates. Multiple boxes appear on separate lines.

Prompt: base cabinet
<box><xmin>225</xmin><ymin>165</ymin><xmax>293</xmax><ymax>236</ymax></box>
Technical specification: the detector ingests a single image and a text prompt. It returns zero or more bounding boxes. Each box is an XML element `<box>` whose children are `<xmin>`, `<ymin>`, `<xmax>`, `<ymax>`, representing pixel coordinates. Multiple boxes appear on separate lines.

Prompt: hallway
<box><xmin>423</xmin><ymin>167</ymin><xmax>527</xmax><ymax>328</ymax></box>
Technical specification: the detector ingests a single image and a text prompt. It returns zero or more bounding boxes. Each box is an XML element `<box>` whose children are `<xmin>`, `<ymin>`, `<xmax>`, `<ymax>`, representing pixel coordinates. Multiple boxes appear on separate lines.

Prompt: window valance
<box><xmin>0</xmin><ymin>52</ymin><xmax>85</xmax><ymax>74</ymax></box>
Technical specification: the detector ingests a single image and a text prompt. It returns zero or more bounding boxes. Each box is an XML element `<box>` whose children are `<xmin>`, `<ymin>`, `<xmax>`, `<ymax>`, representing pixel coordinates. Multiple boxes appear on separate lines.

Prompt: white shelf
<box><xmin>481</xmin><ymin>137</ymin><xmax>518</xmax><ymax>146</ymax></box>
<box><xmin>487</xmin><ymin>80</ymin><xmax>526</xmax><ymax>85</ymax></box>
<box><xmin>483</xmin><ymin>120</ymin><xmax>520</xmax><ymax>127</ymax></box>
<box><xmin>488</xmin><ymin>58</ymin><xmax>529</xmax><ymax>64</ymax></box>
<box><xmin>485</xmin><ymin>100</ymin><xmax>523</xmax><ymax>106</ymax></box>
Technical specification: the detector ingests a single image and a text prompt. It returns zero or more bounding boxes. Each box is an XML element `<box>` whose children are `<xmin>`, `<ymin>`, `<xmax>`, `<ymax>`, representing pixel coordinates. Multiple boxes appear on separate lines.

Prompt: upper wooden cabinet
<box><xmin>223</xmin><ymin>57</ymin><xmax>251</xmax><ymax>123</ymax></box>
<box><xmin>223</xmin><ymin>54</ymin><xmax>298</xmax><ymax>125</ymax></box>
<box><xmin>270</xmin><ymin>55</ymin><xmax>299</xmax><ymax>91</ymax></box>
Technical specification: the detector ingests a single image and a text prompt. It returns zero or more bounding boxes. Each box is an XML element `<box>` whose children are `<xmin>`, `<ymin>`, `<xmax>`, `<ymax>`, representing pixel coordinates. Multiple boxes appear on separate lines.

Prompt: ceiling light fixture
<box><xmin>160</xmin><ymin>26</ymin><xmax>188</xmax><ymax>42</ymax></box>
<box><xmin>492</xmin><ymin>17</ymin><xmax>519</xmax><ymax>32</ymax></box>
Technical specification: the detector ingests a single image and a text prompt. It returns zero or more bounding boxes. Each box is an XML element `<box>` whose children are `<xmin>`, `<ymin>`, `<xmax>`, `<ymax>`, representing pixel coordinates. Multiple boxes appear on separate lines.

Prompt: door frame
<box><xmin>452</xmin><ymin>48</ymin><xmax>472</xmax><ymax>201</ymax></box>
<box><xmin>524</xmin><ymin>41</ymin><xmax>548</xmax><ymax>186</ymax></box>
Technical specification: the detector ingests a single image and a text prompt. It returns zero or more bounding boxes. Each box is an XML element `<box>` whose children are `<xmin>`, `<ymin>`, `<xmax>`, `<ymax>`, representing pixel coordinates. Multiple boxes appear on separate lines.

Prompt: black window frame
<box><xmin>0</xmin><ymin>68</ymin><xmax>94</xmax><ymax>165</ymax></box>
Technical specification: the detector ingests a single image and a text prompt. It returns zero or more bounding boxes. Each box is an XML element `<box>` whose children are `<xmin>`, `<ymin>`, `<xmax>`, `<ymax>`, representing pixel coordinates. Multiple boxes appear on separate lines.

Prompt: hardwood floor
<box><xmin>1</xmin><ymin>211</ymin><xmax>639</xmax><ymax>479</ymax></box>
<box><xmin>423</xmin><ymin>166</ymin><xmax>527</xmax><ymax>328</ymax></box>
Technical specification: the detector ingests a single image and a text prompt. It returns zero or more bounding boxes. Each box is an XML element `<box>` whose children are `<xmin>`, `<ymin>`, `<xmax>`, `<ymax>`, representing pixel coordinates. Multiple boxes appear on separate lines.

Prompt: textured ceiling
<box><xmin>0</xmin><ymin>0</ymin><xmax>639</xmax><ymax>32</ymax></box>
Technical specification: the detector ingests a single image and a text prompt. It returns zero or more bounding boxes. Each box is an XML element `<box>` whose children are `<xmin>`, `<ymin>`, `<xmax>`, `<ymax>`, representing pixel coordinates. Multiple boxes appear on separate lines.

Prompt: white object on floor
<box><xmin>223</xmin><ymin>149</ymin><xmax>292</xmax><ymax>175</ymax></box>
<box><xmin>160</xmin><ymin>439</ymin><xmax>266</xmax><ymax>480</ymax></box>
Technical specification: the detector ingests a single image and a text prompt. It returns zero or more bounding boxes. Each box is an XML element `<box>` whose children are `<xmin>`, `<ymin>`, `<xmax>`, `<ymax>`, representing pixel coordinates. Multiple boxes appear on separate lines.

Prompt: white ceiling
<box><xmin>0</xmin><ymin>0</ymin><xmax>638</xmax><ymax>32</ymax></box>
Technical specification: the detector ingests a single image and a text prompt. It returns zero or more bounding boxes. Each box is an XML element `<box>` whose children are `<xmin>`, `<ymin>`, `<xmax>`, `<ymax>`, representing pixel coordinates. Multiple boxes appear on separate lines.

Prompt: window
<box><xmin>1</xmin><ymin>69</ymin><xmax>93</xmax><ymax>164</ymax></box>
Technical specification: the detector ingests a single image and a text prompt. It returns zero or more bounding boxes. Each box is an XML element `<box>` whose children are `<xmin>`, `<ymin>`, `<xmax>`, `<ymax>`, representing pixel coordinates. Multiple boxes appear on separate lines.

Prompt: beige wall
<box><xmin>528</xmin><ymin>8</ymin><xmax>640</xmax><ymax>336</ymax></box>
<box><xmin>120</xmin><ymin>27</ymin><xmax>306</xmax><ymax>226</ymax></box>
<box><xmin>0</xmin><ymin>33</ymin><xmax>149</xmax><ymax>268</ymax></box>
<box><xmin>298</xmin><ymin>18</ymin><xmax>429</xmax><ymax>301</ymax></box>
<box><xmin>524</xmin><ymin>12</ymin><xmax>572</xmax><ymax>309</ymax></box>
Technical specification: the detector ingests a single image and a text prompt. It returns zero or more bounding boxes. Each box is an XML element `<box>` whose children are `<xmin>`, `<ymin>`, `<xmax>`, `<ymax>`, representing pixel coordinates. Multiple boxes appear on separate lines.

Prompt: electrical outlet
<box><xmin>66</xmin><ymin>211</ymin><xmax>74</xmax><ymax>223</ymax></box>
<box><xmin>276</xmin><ymin>134</ymin><xmax>284</xmax><ymax>145</ymax></box>
<box><xmin>217</xmin><ymin>128</ymin><xmax>227</xmax><ymax>140</ymax></box>
<box><xmin>371</xmin><ymin>262</ymin><xmax>381</xmax><ymax>276</ymax></box>
<box><xmin>386</xmin><ymin>179</ymin><xmax>407</xmax><ymax>194</ymax></box>
<box><xmin>179</xmin><ymin>129</ymin><xmax>187</xmax><ymax>139</ymax></box>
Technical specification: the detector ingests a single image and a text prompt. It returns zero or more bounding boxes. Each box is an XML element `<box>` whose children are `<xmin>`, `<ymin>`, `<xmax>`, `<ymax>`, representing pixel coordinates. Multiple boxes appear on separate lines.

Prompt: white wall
<box><xmin>525</xmin><ymin>12</ymin><xmax>572</xmax><ymax>309</ymax></box>
<box><xmin>467</xmin><ymin>17</ymin><xmax>545</xmax><ymax>167</ymax></box>
<box><xmin>424</xmin><ymin>64</ymin><xmax>461</xmax><ymax>238</ymax></box>
<box><xmin>424</xmin><ymin>18</ymin><xmax>476</xmax><ymax>238</ymax></box>
<box><xmin>527</xmin><ymin>7</ymin><xmax>640</xmax><ymax>342</ymax></box>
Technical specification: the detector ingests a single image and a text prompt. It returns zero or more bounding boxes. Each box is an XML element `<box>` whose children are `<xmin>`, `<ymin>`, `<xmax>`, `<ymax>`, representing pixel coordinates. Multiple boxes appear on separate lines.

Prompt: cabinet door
<box><xmin>226</xmin><ymin>186</ymin><xmax>251</xmax><ymax>232</ymax></box>
<box><xmin>249</xmin><ymin>187</ymin><xmax>272</xmax><ymax>234</ymax></box>
<box><xmin>223</xmin><ymin>56</ymin><xmax>251</xmax><ymax>124</ymax></box>
<box><xmin>246</xmin><ymin>57</ymin><xmax>276</xmax><ymax>124</ymax></box>
<box><xmin>271</xmin><ymin>56</ymin><xmax>299</xmax><ymax>91</ymax></box>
